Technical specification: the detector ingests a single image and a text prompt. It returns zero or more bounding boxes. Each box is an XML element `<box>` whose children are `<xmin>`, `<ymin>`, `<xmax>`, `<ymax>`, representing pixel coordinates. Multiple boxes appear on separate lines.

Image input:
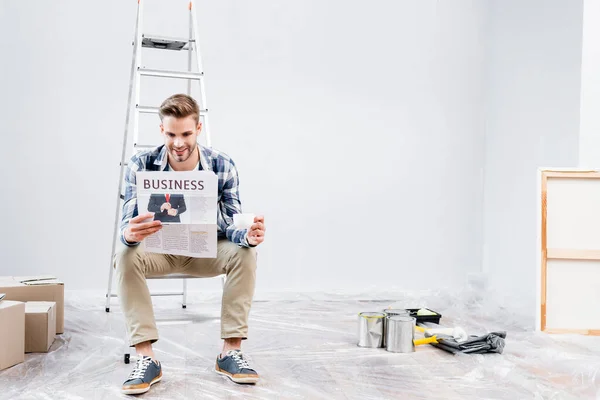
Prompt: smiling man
<box><xmin>114</xmin><ymin>94</ymin><xmax>265</xmax><ymax>395</ymax></box>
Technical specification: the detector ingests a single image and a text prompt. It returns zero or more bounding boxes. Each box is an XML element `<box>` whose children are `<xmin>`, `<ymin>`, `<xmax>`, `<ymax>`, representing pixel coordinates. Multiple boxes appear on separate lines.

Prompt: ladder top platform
<box><xmin>142</xmin><ymin>35</ymin><xmax>193</xmax><ymax>51</ymax></box>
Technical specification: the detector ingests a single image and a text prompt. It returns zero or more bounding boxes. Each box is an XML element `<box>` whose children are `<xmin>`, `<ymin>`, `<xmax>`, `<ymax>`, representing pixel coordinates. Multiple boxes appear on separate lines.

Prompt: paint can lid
<box><xmin>358</xmin><ymin>312</ymin><xmax>385</xmax><ymax>319</ymax></box>
<box><xmin>383</xmin><ymin>308</ymin><xmax>409</xmax><ymax>316</ymax></box>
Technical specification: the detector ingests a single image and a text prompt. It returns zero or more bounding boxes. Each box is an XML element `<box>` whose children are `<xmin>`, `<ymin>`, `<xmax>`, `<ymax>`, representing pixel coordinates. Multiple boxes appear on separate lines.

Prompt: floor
<box><xmin>1</xmin><ymin>284</ymin><xmax>600</xmax><ymax>400</ymax></box>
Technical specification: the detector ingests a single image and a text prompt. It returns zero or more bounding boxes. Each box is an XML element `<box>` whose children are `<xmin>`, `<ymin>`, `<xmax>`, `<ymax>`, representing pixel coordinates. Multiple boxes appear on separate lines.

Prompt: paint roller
<box><xmin>414</xmin><ymin>325</ymin><xmax>468</xmax><ymax>344</ymax></box>
<box><xmin>412</xmin><ymin>331</ymin><xmax>458</xmax><ymax>347</ymax></box>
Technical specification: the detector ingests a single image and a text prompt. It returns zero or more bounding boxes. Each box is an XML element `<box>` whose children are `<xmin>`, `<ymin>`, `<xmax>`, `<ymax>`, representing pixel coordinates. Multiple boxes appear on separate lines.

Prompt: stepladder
<box><xmin>105</xmin><ymin>0</ymin><xmax>221</xmax><ymax>313</ymax></box>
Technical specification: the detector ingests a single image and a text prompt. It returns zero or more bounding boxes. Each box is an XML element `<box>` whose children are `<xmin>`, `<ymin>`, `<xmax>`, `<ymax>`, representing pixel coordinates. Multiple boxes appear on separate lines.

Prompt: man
<box><xmin>114</xmin><ymin>93</ymin><xmax>265</xmax><ymax>395</ymax></box>
<box><xmin>147</xmin><ymin>193</ymin><xmax>186</xmax><ymax>223</ymax></box>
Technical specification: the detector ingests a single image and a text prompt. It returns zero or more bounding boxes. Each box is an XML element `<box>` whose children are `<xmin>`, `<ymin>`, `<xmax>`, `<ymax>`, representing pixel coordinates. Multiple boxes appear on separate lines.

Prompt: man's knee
<box><xmin>229</xmin><ymin>246</ymin><xmax>257</xmax><ymax>272</ymax></box>
<box><xmin>114</xmin><ymin>242</ymin><xmax>144</xmax><ymax>276</ymax></box>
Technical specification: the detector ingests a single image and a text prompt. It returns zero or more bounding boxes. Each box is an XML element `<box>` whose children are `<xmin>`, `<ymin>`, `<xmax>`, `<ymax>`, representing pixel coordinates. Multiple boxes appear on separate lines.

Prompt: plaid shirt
<box><xmin>120</xmin><ymin>144</ymin><xmax>252</xmax><ymax>248</ymax></box>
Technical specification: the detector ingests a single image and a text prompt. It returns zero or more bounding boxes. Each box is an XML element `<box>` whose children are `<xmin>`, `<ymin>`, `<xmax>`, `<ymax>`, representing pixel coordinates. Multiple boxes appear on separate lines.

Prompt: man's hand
<box><xmin>124</xmin><ymin>212</ymin><xmax>162</xmax><ymax>243</ymax></box>
<box><xmin>167</xmin><ymin>208</ymin><xmax>178</xmax><ymax>216</ymax></box>
<box><xmin>160</xmin><ymin>202</ymin><xmax>172</xmax><ymax>212</ymax></box>
<box><xmin>247</xmin><ymin>215</ymin><xmax>265</xmax><ymax>246</ymax></box>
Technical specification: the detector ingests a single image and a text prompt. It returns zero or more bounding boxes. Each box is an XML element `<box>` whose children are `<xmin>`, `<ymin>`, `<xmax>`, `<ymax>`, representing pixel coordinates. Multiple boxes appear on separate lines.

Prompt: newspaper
<box><xmin>136</xmin><ymin>170</ymin><xmax>218</xmax><ymax>258</ymax></box>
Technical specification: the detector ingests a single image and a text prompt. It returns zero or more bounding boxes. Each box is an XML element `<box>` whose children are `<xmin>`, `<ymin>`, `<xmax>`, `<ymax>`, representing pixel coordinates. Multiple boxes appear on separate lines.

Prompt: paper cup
<box><xmin>233</xmin><ymin>213</ymin><xmax>255</xmax><ymax>229</ymax></box>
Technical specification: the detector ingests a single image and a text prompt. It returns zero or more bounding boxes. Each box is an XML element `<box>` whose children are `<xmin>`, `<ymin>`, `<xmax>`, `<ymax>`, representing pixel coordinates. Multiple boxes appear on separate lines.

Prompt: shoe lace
<box><xmin>231</xmin><ymin>351</ymin><xmax>252</xmax><ymax>369</ymax></box>
<box><xmin>128</xmin><ymin>357</ymin><xmax>153</xmax><ymax>380</ymax></box>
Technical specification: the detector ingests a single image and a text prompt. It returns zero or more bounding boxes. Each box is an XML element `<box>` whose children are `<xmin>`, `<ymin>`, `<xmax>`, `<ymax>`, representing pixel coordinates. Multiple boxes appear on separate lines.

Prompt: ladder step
<box><xmin>136</xmin><ymin>105</ymin><xmax>160</xmax><ymax>114</ymax></box>
<box><xmin>138</xmin><ymin>67</ymin><xmax>203</xmax><ymax>80</ymax></box>
<box><xmin>142</xmin><ymin>35</ymin><xmax>193</xmax><ymax>51</ymax></box>
<box><xmin>136</xmin><ymin>105</ymin><xmax>208</xmax><ymax>115</ymax></box>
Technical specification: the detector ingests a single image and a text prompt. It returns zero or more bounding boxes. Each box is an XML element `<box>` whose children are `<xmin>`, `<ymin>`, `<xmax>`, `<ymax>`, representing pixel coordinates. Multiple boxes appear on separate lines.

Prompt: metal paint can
<box><xmin>386</xmin><ymin>315</ymin><xmax>416</xmax><ymax>353</ymax></box>
<box><xmin>382</xmin><ymin>309</ymin><xmax>410</xmax><ymax>348</ymax></box>
<box><xmin>357</xmin><ymin>312</ymin><xmax>385</xmax><ymax>348</ymax></box>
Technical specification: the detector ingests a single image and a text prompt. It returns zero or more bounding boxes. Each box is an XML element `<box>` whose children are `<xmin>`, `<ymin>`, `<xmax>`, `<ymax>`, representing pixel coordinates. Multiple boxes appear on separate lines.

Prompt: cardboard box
<box><xmin>25</xmin><ymin>301</ymin><xmax>56</xmax><ymax>353</ymax></box>
<box><xmin>0</xmin><ymin>300</ymin><xmax>25</xmax><ymax>370</ymax></box>
<box><xmin>0</xmin><ymin>276</ymin><xmax>64</xmax><ymax>334</ymax></box>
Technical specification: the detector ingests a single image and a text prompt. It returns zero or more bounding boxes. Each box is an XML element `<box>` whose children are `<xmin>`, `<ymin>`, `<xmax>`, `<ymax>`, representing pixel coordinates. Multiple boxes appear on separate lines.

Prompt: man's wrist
<box><xmin>122</xmin><ymin>230</ymin><xmax>138</xmax><ymax>246</ymax></box>
<box><xmin>245</xmin><ymin>231</ymin><xmax>257</xmax><ymax>247</ymax></box>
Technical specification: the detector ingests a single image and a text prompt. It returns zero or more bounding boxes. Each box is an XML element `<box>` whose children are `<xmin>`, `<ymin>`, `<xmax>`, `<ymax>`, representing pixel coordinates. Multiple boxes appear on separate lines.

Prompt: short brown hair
<box><xmin>158</xmin><ymin>94</ymin><xmax>200</xmax><ymax>123</ymax></box>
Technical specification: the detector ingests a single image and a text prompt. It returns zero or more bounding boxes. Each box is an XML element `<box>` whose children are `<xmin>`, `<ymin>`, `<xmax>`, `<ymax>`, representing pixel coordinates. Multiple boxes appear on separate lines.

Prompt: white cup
<box><xmin>233</xmin><ymin>213</ymin><xmax>255</xmax><ymax>229</ymax></box>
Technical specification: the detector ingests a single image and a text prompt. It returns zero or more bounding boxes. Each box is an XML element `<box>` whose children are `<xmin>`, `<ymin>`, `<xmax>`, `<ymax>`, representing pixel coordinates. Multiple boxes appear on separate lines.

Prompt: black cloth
<box><xmin>148</xmin><ymin>194</ymin><xmax>186</xmax><ymax>223</ymax></box>
<box><xmin>432</xmin><ymin>331</ymin><xmax>507</xmax><ymax>355</ymax></box>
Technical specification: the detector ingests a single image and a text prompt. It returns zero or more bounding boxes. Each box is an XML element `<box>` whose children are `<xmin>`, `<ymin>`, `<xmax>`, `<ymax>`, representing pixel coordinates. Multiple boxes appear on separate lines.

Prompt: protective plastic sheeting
<box><xmin>1</xmin><ymin>281</ymin><xmax>599</xmax><ymax>399</ymax></box>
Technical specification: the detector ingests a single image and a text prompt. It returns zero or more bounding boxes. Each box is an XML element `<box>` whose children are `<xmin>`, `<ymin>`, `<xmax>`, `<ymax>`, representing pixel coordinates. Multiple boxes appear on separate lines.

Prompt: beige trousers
<box><xmin>114</xmin><ymin>239</ymin><xmax>257</xmax><ymax>346</ymax></box>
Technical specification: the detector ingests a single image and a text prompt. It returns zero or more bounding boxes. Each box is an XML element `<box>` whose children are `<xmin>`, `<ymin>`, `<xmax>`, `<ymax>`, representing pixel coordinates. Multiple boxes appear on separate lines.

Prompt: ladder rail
<box><xmin>105</xmin><ymin>2</ymin><xmax>142</xmax><ymax>312</ymax></box>
<box><xmin>184</xmin><ymin>5</ymin><xmax>194</xmax><ymax>305</ymax></box>
<box><xmin>132</xmin><ymin>0</ymin><xmax>145</xmax><ymax>154</ymax></box>
<box><xmin>187</xmin><ymin>7</ymin><xmax>193</xmax><ymax>96</ymax></box>
<box><xmin>190</xmin><ymin>0</ymin><xmax>211</xmax><ymax>148</ymax></box>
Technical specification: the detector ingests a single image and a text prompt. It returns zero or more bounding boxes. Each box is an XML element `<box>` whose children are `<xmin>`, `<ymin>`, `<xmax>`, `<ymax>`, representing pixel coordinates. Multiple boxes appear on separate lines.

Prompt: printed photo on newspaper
<box><xmin>136</xmin><ymin>170</ymin><xmax>218</xmax><ymax>258</ymax></box>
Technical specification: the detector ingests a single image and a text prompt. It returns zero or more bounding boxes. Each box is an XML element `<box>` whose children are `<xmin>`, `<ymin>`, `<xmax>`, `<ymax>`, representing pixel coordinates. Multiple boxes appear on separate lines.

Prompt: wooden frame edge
<box><xmin>541</xmin><ymin>171</ymin><xmax>547</xmax><ymax>332</ymax></box>
<box><xmin>546</xmin><ymin>249</ymin><xmax>600</xmax><ymax>260</ymax></box>
<box><xmin>543</xmin><ymin>329</ymin><xmax>600</xmax><ymax>335</ymax></box>
<box><xmin>543</xmin><ymin>171</ymin><xmax>600</xmax><ymax>179</ymax></box>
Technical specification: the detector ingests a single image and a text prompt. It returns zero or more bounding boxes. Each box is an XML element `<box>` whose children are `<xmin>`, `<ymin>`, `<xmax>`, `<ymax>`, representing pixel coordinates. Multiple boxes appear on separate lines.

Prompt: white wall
<box><xmin>482</xmin><ymin>0</ymin><xmax>583</xmax><ymax>310</ymax></box>
<box><xmin>0</xmin><ymin>0</ymin><xmax>488</xmax><ymax>294</ymax></box>
<box><xmin>579</xmin><ymin>0</ymin><xmax>600</xmax><ymax>167</ymax></box>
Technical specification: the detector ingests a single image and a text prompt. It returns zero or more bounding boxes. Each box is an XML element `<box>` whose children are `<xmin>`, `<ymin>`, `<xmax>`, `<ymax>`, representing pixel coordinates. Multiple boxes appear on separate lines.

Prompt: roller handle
<box><xmin>413</xmin><ymin>336</ymin><xmax>438</xmax><ymax>346</ymax></box>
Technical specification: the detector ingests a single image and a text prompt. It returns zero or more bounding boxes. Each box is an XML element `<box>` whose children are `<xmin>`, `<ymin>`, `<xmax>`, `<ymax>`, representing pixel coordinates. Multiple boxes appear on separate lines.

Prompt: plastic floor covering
<box><xmin>1</xmin><ymin>284</ymin><xmax>600</xmax><ymax>399</ymax></box>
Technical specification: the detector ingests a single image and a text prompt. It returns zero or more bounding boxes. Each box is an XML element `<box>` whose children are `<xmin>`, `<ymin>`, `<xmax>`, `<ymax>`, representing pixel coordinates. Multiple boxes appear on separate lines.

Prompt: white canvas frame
<box><xmin>536</xmin><ymin>168</ymin><xmax>600</xmax><ymax>334</ymax></box>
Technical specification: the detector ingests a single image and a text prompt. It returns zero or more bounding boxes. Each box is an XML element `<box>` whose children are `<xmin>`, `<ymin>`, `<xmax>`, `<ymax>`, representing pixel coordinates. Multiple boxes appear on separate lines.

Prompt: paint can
<box><xmin>357</xmin><ymin>312</ymin><xmax>385</xmax><ymax>348</ymax></box>
<box><xmin>382</xmin><ymin>309</ymin><xmax>410</xmax><ymax>348</ymax></box>
<box><xmin>386</xmin><ymin>315</ymin><xmax>416</xmax><ymax>353</ymax></box>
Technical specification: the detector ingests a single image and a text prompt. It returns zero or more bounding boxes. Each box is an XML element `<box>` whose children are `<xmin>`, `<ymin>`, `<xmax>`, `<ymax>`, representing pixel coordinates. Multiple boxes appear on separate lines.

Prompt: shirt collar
<box><xmin>156</xmin><ymin>144</ymin><xmax>212</xmax><ymax>172</ymax></box>
<box><xmin>198</xmin><ymin>145</ymin><xmax>212</xmax><ymax>172</ymax></box>
<box><xmin>155</xmin><ymin>146</ymin><xmax>168</xmax><ymax>170</ymax></box>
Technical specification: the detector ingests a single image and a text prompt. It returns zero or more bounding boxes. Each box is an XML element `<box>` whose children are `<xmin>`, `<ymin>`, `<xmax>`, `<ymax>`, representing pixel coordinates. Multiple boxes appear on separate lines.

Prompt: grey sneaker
<box><xmin>121</xmin><ymin>355</ymin><xmax>162</xmax><ymax>395</ymax></box>
<box><xmin>215</xmin><ymin>350</ymin><xmax>260</xmax><ymax>384</ymax></box>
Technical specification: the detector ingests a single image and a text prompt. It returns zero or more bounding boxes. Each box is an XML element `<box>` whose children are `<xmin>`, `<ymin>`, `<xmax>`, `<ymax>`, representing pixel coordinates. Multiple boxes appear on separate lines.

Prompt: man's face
<box><xmin>160</xmin><ymin>115</ymin><xmax>201</xmax><ymax>163</ymax></box>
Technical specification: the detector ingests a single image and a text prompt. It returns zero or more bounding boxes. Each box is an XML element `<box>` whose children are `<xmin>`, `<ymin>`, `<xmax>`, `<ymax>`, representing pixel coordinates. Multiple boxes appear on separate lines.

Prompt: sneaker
<box><xmin>215</xmin><ymin>349</ymin><xmax>260</xmax><ymax>384</ymax></box>
<box><xmin>121</xmin><ymin>355</ymin><xmax>162</xmax><ymax>395</ymax></box>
